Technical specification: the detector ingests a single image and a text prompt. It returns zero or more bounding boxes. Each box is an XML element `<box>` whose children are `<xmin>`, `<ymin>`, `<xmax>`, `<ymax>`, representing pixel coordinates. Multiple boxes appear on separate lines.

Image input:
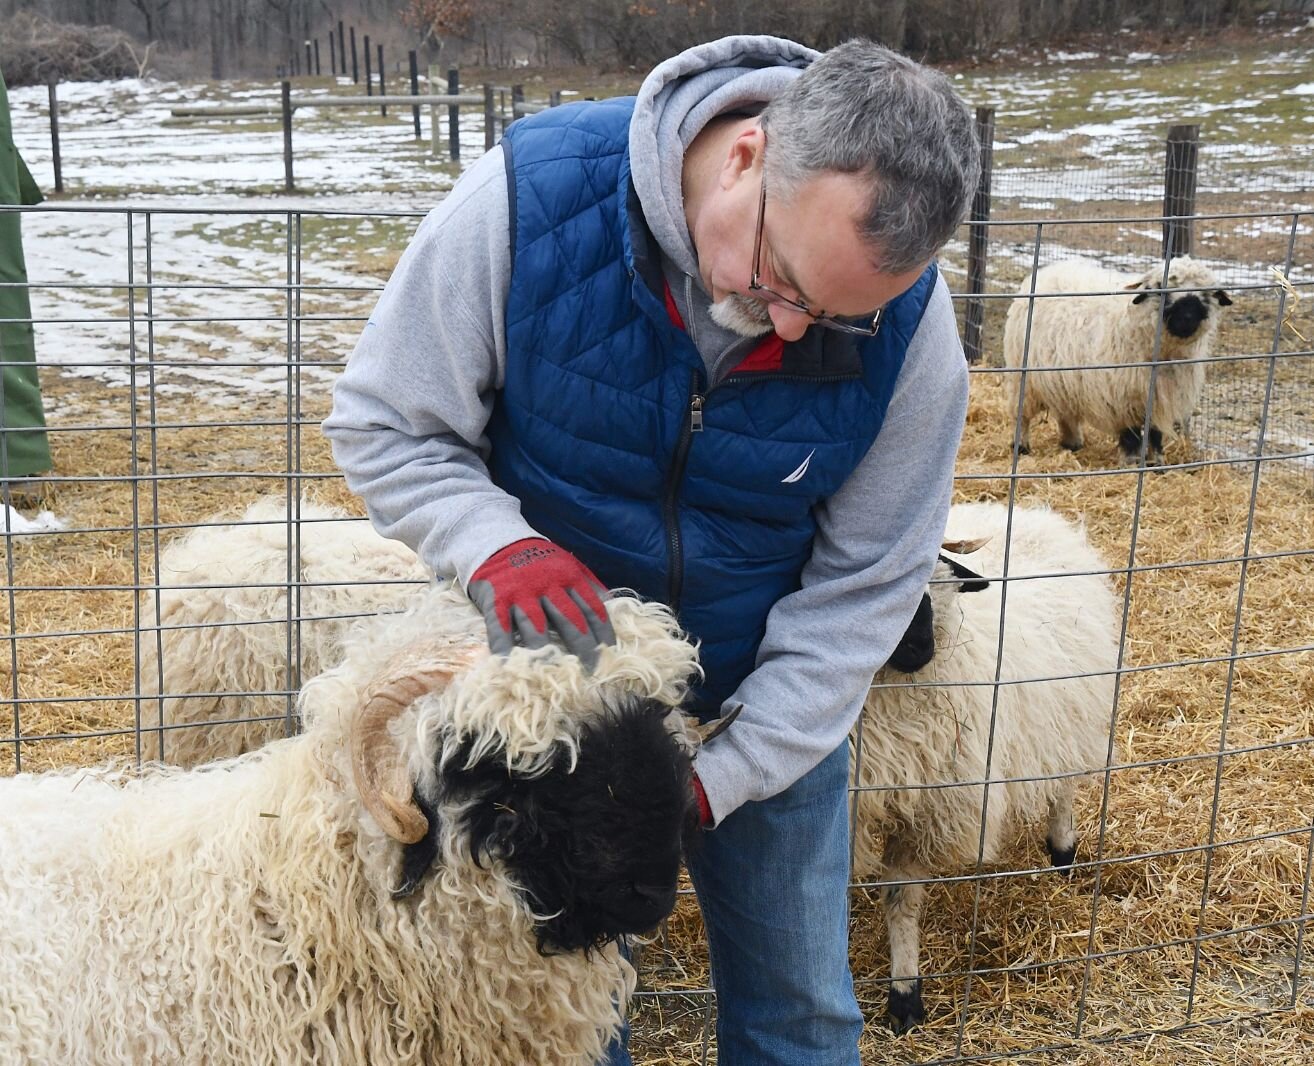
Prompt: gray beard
<box><xmin>708</xmin><ymin>293</ymin><xmax>774</xmax><ymax>338</ymax></box>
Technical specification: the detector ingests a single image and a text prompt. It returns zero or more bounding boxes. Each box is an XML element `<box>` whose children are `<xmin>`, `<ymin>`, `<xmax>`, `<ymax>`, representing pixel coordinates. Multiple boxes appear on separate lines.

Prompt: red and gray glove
<box><xmin>691</xmin><ymin>772</ymin><xmax>714</xmax><ymax>829</ymax></box>
<box><xmin>468</xmin><ymin>538</ymin><xmax>615</xmax><ymax>665</ymax></box>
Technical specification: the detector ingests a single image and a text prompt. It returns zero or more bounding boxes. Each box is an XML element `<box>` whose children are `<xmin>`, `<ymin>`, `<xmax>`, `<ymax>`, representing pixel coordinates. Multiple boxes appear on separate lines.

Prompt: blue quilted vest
<box><xmin>489</xmin><ymin>98</ymin><xmax>937</xmax><ymax>713</ymax></box>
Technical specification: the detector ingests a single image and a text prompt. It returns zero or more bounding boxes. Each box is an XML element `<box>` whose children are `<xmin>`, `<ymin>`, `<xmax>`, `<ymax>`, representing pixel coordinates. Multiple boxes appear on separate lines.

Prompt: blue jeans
<box><xmin>601</xmin><ymin>740</ymin><xmax>862</xmax><ymax>1065</ymax></box>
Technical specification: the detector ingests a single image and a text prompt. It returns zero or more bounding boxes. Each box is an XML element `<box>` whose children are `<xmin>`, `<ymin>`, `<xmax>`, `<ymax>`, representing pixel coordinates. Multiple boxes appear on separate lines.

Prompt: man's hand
<box><xmin>468</xmin><ymin>538</ymin><xmax>615</xmax><ymax>665</ymax></box>
<box><xmin>691</xmin><ymin>772</ymin><xmax>714</xmax><ymax>829</ymax></box>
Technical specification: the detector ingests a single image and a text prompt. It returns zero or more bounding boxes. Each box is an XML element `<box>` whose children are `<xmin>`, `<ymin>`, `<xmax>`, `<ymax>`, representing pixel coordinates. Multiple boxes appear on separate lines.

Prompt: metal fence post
<box><xmin>448</xmin><ymin>68</ymin><xmax>461</xmax><ymax>161</ymax></box>
<box><xmin>338</xmin><ymin>21</ymin><xmax>346</xmax><ymax>80</ymax></box>
<box><xmin>47</xmin><ymin>79</ymin><xmax>63</xmax><ymax>194</ymax></box>
<box><xmin>313</xmin><ymin>38</ymin><xmax>321</xmax><ymax>77</ymax></box>
<box><xmin>281</xmin><ymin>80</ymin><xmax>294</xmax><ymax>191</ymax></box>
<box><xmin>484</xmin><ymin>84</ymin><xmax>495</xmax><ymax>151</ymax></box>
<box><xmin>377</xmin><ymin>44</ymin><xmax>386</xmax><ymax>116</ymax></box>
<box><xmin>408</xmin><ymin>51</ymin><xmax>421</xmax><ymax>138</ymax></box>
<box><xmin>304</xmin><ymin>40</ymin><xmax>312</xmax><ymax>76</ymax></box>
<box><xmin>329</xmin><ymin>30</ymin><xmax>337</xmax><ymax>76</ymax></box>
<box><xmin>350</xmin><ymin>27</ymin><xmax>358</xmax><ymax>84</ymax></box>
<box><xmin>364</xmin><ymin>36</ymin><xmax>372</xmax><ymax>96</ymax></box>
<box><xmin>963</xmin><ymin>106</ymin><xmax>995</xmax><ymax>365</ymax></box>
<box><xmin>1163</xmin><ymin>124</ymin><xmax>1199</xmax><ymax>260</ymax></box>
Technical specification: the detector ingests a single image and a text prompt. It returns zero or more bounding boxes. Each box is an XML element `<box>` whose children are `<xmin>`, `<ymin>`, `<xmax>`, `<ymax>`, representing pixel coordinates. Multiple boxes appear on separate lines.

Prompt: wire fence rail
<box><xmin>1</xmin><ymin>169</ymin><xmax>1313</xmax><ymax>1064</ymax></box>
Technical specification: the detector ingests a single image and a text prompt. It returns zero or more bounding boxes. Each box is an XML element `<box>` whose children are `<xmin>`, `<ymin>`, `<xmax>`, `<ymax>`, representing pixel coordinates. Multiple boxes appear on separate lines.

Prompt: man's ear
<box><xmin>719</xmin><ymin>122</ymin><xmax>765</xmax><ymax>191</ymax></box>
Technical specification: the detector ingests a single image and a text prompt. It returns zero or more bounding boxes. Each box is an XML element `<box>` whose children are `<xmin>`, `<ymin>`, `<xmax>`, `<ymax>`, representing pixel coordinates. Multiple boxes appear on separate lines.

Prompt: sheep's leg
<box><xmin>881</xmin><ymin>840</ymin><xmax>929</xmax><ymax>1034</ymax></box>
<box><xmin>1118</xmin><ymin>425</ymin><xmax>1151</xmax><ymax>467</ymax></box>
<box><xmin>1045</xmin><ymin>786</ymin><xmax>1077</xmax><ymax>872</ymax></box>
<box><xmin>1056</xmin><ymin>415</ymin><xmax>1084</xmax><ymax>452</ymax></box>
<box><xmin>1013</xmin><ymin>388</ymin><xmax>1040</xmax><ymax>456</ymax></box>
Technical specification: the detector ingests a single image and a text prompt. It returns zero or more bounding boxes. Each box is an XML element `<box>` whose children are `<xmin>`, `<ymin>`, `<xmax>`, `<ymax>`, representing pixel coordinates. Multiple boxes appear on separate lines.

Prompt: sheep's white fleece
<box><xmin>1002</xmin><ymin>257</ymin><xmax>1225</xmax><ymax>451</ymax></box>
<box><xmin>139</xmin><ymin>496</ymin><xmax>430</xmax><ymax>766</ymax></box>
<box><xmin>0</xmin><ymin>589</ymin><xmax>698</xmax><ymax>1066</ymax></box>
<box><xmin>850</xmin><ymin>502</ymin><xmax>1119</xmax><ymax>876</ymax></box>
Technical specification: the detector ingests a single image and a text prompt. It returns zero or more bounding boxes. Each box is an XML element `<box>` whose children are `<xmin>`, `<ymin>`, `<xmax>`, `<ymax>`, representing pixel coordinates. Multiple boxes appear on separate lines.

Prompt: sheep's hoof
<box><xmin>1013</xmin><ymin>443</ymin><xmax>1031</xmax><ymax>457</ymax></box>
<box><xmin>1046</xmin><ymin>837</ymin><xmax>1076</xmax><ymax>875</ymax></box>
<box><xmin>887</xmin><ymin>979</ymin><xmax>925</xmax><ymax>1034</ymax></box>
<box><xmin>1060</xmin><ymin>439</ymin><xmax>1083</xmax><ymax>452</ymax></box>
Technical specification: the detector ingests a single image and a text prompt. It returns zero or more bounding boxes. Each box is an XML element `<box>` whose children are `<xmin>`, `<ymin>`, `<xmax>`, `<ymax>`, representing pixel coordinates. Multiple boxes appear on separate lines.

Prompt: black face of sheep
<box><xmin>887</xmin><ymin>557</ymin><xmax>991</xmax><ymax>675</ymax></box>
<box><xmin>1132</xmin><ymin>286</ymin><xmax>1232</xmax><ymax>341</ymax></box>
<box><xmin>429</xmin><ymin>697</ymin><xmax>696</xmax><ymax>954</ymax></box>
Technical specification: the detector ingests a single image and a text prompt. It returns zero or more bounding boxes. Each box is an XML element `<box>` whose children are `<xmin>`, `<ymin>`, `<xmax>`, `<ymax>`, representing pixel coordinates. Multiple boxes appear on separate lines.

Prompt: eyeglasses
<box><xmin>748</xmin><ymin>170</ymin><xmax>885</xmax><ymax>338</ymax></box>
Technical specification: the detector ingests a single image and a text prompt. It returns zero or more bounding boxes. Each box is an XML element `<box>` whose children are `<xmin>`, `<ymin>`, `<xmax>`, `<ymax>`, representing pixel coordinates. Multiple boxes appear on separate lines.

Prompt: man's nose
<box><xmin>769</xmin><ymin>302</ymin><xmax>813</xmax><ymax>342</ymax></box>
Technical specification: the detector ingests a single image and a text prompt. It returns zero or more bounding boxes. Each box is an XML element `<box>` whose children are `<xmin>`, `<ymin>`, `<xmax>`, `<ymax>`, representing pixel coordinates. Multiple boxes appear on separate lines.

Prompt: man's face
<box><xmin>693</xmin><ymin>128</ymin><xmax>929</xmax><ymax>343</ymax></box>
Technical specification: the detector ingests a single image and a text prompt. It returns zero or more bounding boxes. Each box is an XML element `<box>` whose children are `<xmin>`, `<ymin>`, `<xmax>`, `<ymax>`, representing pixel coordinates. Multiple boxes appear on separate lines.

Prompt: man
<box><xmin>326</xmin><ymin>35</ymin><xmax>978</xmax><ymax>1064</ymax></box>
<box><xmin>0</xmin><ymin>64</ymin><xmax>53</xmax><ymax>499</ymax></box>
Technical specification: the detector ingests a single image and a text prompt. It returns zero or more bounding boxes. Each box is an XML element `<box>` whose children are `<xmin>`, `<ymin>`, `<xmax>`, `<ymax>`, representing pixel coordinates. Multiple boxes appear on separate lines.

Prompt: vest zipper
<box><xmin>663</xmin><ymin>374</ymin><xmax>704</xmax><ymax>610</ymax></box>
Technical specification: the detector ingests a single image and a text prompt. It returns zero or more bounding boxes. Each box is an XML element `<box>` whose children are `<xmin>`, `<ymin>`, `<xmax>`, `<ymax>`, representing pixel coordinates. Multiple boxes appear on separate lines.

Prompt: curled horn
<box><xmin>940</xmin><ymin>535</ymin><xmax>991</xmax><ymax>555</ymax></box>
<box><xmin>351</xmin><ymin>644</ymin><xmax>485</xmax><ymax>844</ymax></box>
<box><xmin>693</xmin><ymin>702</ymin><xmax>743</xmax><ymax>745</ymax></box>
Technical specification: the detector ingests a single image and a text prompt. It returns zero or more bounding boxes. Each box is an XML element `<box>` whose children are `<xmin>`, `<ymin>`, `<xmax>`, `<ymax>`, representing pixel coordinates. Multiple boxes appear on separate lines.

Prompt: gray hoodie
<box><xmin>323</xmin><ymin>35</ymin><xmax>970</xmax><ymax>824</ymax></box>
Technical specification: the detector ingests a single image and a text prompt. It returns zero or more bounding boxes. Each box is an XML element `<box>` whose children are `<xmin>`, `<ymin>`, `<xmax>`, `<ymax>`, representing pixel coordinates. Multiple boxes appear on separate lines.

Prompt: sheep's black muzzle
<box><xmin>1164</xmin><ymin>294</ymin><xmax>1207</xmax><ymax>340</ymax></box>
<box><xmin>429</xmin><ymin>696</ymin><xmax>695</xmax><ymax>957</ymax></box>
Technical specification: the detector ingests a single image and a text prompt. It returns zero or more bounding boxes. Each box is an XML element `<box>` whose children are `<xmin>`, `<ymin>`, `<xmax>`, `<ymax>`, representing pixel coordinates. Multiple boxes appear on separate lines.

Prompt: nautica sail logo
<box><xmin>781</xmin><ymin>449</ymin><xmax>816</xmax><ymax>484</ymax></box>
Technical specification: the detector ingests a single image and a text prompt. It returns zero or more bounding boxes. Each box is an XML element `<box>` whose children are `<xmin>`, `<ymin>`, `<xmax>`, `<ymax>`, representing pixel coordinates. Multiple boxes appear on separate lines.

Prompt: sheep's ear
<box><xmin>941</xmin><ymin>535</ymin><xmax>990</xmax><ymax>555</ymax></box>
<box><xmin>1126</xmin><ymin>273</ymin><xmax>1156</xmax><ymax>304</ymax></box>
<box><xmin>939</xmin><ymin>554</ymin><xmax>990</xmax><ymax>592</ymax></box>
<box><xmin>1215</xmin><ymin>289</ymin><xmax>1233</xmax><ymax>306</ymax></box>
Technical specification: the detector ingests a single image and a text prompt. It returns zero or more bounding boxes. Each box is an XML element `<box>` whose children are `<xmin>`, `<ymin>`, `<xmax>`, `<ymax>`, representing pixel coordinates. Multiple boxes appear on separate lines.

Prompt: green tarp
<box><xmin>0</xmin><ymin>64</ymin><xmax>52</xmax><ymax>479</ymax></box>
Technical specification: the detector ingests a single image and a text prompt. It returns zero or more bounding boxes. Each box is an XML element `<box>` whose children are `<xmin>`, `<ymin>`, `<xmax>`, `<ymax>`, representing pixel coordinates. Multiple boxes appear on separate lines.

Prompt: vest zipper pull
<box><xmin>690</xmin><ymin>394</ymin><xmax>704</xmax><ymax>433</ymax></box>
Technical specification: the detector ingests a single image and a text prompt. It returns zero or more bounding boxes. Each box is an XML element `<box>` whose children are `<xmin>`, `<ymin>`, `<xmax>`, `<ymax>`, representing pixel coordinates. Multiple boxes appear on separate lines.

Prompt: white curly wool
<box><xmin>138</xmin><ymin>497</ymin><xmax>430</xmax><ymax>766</ymax></box>
<box><xmin>1002</xmin><ymin>256</ymin><xmax>1228</xmax><ymax>461</ymax></box>
<box><xmin>851</xmin><ymin>502</ymin><xmax>1118</xmax><ymax>876</ymax></box>
<box><xmin>0</xmin><ymin>589</ymin><xmax>699</xmax><ymax>1066</ymax></box>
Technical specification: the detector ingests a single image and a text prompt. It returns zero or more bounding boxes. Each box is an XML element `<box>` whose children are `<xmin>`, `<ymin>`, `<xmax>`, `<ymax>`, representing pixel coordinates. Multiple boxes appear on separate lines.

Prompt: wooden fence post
<box><xmin>1163</xmin><ymin>124</ymin><xmax>1199</xmax><ymax>260</ymax></box>
<box><xmin>313</xmin><ymin>38</ymin><xmax>321</xmax><ymax>76</ymax></box>
<box><xmin>448</xmin><ymin>68</ymin><xmax>461</xmax><ymax>161</ymax></box>
<box><xmin>511</xmin><ymin>84</ymin><xmax>524</xmax><ymax>122</ymax></box>
<box><xmin>350</xmin><ymin>27</ymin><xmax>359</xmax><ymax>84</ymax></box>
<box><xmin>483</xmin><ymin>84</ymin><xmax>495</xmax><ymax>151</ymax></box>
<box><xmin>304</xmin><ymin>40</ymin><xmax>312</xmax><ymax>76</ymax></box>
<box><xmin>329</xmin><ymin>30</ymin><xmax>337</xmax><ymax>76</ymax></box>
<box><xmin>377</xmin><ymin>44</ymin><xmax>386</xmax><ymax>115</ymax></box>
<box><xmin>408</xmin><ymin>52</ymin><xmax>421</xmax><ymax>138</ymax></box>
<box><xmin>47</xmin><ymin>79</ymin><xmax>63</xmax><ymax>194</ymax></box>
<box><xmin>338</xmin><ymin>21</ymin><xmax>346</xmax><ymax>79</ymax></box>
<box><xmin>364</xmin><ymin>36</ymin><xmax>372</xmax><ymax>96</ymax></box>
<box><xmin>281</xmin><ymin>80</ymin><xmax>294</xmax><ymax>192</ymax></box>
<box><xmin>549</xmin><ymin>90</ymin><xmax>561</xmax><ymax>108</ymax></box>
<box><xmin>963</xmin><ymin>106</ymin><xmax>995</xmax><ymax>365</ymax></box>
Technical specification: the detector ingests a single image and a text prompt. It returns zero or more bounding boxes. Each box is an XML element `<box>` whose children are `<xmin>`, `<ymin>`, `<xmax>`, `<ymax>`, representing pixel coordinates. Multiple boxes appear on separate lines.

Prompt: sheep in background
<box><xmin>1003</xmin><ymin>256</ymin><xmax>1231</xmax><ymax>465</ymax></box>
<box><xmin>1</xmin><ymin>588</ymin><xmax>711</xmax><ymax>1066</ymax></box>
<box><xmin>139</xmin><ymin>496</ymin><xmax>430</xmax><ymax>766</ymax></box>
<box><xmin>850</xmin><ymin>501</ymin><xmax>1120</xmax><ymax>1032</ymax></box>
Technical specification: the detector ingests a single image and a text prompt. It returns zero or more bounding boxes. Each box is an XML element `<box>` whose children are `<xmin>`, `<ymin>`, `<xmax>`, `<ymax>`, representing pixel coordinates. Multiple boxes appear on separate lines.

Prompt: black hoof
<box><xmin>887</xmin><ymin>979</ymin><xmax>925</xmax><ymax>1034</ymax></box>
<box><xmin>1060</xmin><ymin>440</ymin><xmax>1083</xmax><ymax>452</ymax></box>
<box><xmin>1014</xmin><ymin>443</ymin><xmax>1030</xmax><ymax>456</ymax></box>
<box><xmin>1046</xmin><ymin>837</ymin><xmax>1076</xmax><ymax>873</ymax></box>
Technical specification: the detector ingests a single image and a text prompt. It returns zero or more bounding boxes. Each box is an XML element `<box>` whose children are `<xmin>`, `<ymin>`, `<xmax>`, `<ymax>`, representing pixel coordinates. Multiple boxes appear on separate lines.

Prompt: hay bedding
<box><xmin>3</xmin><ymin>367</ymin><xmax>1312</xmax><ymax>1064</ymax></box>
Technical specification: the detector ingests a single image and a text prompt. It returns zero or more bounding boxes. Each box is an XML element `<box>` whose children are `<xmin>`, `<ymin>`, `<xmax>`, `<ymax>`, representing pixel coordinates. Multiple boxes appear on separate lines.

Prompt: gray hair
<box><xmin>759</xmin><ymin>39</ymin><xmax>980</xmax><ymax>274</ymax></box>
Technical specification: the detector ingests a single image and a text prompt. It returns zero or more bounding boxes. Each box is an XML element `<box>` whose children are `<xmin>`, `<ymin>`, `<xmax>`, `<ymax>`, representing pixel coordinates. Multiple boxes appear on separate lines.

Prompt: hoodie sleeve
<box><xmin>692</xmin><ymin>274</ymin><xmax>969</xmax><ymax>823</ymax></box>
<box><xmin>322</xmin><ymin>146</ymin><xmax>541</xmax><ymax>584</ymax></box>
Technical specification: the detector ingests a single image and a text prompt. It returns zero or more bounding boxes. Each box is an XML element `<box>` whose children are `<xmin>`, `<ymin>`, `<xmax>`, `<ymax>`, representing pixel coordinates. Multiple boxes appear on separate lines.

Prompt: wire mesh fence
<box><xmin>2</xmin><ymin>129</ymin><xmax>1313</xmax><ymax>1061</ymax></box>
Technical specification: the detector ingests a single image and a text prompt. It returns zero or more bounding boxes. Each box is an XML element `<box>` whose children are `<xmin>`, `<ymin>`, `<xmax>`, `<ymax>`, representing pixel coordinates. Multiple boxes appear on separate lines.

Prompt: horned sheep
<box><xmin>1003</xmin><ymin>256</ymin><xmax>1231</xmax><ymax>465</ymax></box>
<box><xmin>850</xmin><ymin>501</ymin><xmax>1120</xmax><ymax>1032</ymax></box>
<box><xmin>1</xmin><ymin>588</ymin><xmax>706</xmax><ymax>1066</ymax></box>
<box><xmin>139</xmin><ymin>496</ymin><xmax>429</xmax><ymax>766</ymax></box>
